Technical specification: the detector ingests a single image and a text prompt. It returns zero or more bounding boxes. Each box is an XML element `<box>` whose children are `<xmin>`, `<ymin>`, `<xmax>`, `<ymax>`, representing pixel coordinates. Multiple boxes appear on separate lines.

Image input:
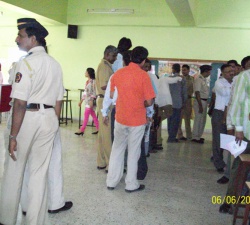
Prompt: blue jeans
<box><xmin>167</xmin><ymin>108</ymin><xmax>182</xmax><ymax>142</ymax></box>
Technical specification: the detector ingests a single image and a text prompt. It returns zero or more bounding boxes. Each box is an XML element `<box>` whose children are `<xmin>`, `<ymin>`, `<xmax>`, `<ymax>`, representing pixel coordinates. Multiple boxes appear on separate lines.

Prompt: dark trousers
<box><xmin>226</xmin><ymin>138</ymin><xmax>250</xmax><ymax>197</ymax></box>
<box><xmin>137</xmin><ymin>136</ymin><xmax>148</xmax><ymax>180</ymax></box>
<box><xmin>167</xmin><ymin>108</ymin><xmax>182</xmax><ymax>142</ymax></box>
<box><xmin>211</xmin><ymin>109</ymin><xmax>227</xmax><ymax>169</ymax></box>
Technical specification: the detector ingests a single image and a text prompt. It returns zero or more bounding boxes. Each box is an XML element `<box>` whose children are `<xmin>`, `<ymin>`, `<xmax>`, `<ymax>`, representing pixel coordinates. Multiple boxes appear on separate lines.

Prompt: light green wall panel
<box><xmin>67</xmin><ymin>0</ymin><xmax>179</xmax><ymax>26</ymax></box>
<box><xmin>2</xmin><ymin>0</ymin><xmax>68</xmax><ymax>23</ymax></box>
<box><xmin>1</xmin><ymin>25</ymin><xmax>250</xmax><ymax>121</ymax></box>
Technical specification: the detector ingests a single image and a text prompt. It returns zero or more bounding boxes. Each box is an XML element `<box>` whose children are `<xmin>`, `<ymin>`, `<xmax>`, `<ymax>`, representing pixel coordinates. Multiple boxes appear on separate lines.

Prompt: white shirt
<box><xmin>101</xmin><ymin>74</ymin><xmax>117</xmax><ymax>117</ymax></box>
<box><xmin>156</xmin><ymin>74</ymin><xmax>182</xmax><ymax>107</ymax></box>
<box><xmin>11</xmin><ymin>46</ymin><xmax>64</xmax><ymax>105</ymax></box>
<box><xmin>214</xmin><ymin>77</ymin><xmax>232</xmax><ymax>111</ymax></box>
<box><xmin>112</xmin><ymin>53</ymin><xmax>123</xmax><ymax>72</ymax></box>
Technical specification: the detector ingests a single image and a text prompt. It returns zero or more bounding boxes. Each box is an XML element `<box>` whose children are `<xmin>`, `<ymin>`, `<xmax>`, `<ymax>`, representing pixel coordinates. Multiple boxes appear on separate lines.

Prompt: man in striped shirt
<box><xmin>219</xmin><ymin>67</ymin><xmax>250</xmax><ymax>213</ymax></box>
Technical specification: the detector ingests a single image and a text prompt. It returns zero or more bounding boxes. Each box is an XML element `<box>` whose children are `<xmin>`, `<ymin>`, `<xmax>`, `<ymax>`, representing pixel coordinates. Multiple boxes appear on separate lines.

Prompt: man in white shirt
<box><xmin>211</xmin><ymin>64</ymin><xmax>233</xmax><ymax>173</ymax></box>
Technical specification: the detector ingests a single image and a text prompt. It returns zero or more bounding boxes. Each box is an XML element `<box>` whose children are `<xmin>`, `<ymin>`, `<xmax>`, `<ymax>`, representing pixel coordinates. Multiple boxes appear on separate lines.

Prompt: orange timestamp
<box><xmin>211</xmin><ymin>196</ymin><xmax>250</xmax><ymax>204</ymax></box>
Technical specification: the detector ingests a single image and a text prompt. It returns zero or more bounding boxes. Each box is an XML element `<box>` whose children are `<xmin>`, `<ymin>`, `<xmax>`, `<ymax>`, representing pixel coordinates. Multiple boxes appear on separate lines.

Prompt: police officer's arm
<box><xmin>195</xmin><ymin>91</ymin><xmax>203</xmax><ymax>113</ymax></box>
<box><xmin>9</xmin><ymin>98</ymin><xmax>27</xmax><ymax>161</ymax></box>
<box><xmin>55</xmin><ymin>100</ymin><xmax>62</xmax><ymax>119</ymax></box>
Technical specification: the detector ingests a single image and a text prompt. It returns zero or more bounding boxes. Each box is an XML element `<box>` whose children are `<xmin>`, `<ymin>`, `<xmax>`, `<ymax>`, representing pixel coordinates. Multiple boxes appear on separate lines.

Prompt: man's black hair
<box><xmin>131</xmin><ymin>46</ymin><xmax>148</xmax><ymax>64</ymax></box>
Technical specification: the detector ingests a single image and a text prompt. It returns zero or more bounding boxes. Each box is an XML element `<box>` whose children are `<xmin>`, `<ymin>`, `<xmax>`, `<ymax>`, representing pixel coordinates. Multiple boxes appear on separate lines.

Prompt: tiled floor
<box><xmin>0</xmin><ymin>119</ymin><xmax>235</xmax><ymax>225</ymax></box>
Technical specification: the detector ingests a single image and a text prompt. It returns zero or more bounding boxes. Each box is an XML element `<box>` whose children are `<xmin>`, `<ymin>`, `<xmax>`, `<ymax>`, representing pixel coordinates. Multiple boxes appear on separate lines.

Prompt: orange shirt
<box><xmin>110</xmin><ymin>62</ymin><xmax>155</xmax><ymax>126</ymax></box>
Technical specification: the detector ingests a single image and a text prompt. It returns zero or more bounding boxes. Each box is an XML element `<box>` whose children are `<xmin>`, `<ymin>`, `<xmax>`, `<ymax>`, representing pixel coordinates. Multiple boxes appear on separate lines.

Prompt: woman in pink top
<box><xmin>75</xmin><ymin>68</ymin><xmax>99</xmax><ymax>135</ymax></box>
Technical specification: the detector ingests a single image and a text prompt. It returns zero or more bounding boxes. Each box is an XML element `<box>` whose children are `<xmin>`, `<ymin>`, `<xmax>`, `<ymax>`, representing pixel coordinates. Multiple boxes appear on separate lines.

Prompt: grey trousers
<box><xmin>211</xmin><ymin>109</ymin><xmax>226</xmax><ymax>169</ymax></box>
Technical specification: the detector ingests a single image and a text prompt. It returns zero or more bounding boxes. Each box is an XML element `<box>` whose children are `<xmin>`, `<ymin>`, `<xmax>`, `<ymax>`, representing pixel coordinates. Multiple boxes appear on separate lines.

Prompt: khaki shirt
<box><xmin>193</xmin><ymin>74</ymin><xmax>209</xmax><ymax>99</ymax></box>
<box><xmin>11</xmin><ymin>46</ymin><xmax>64</xmax><ymax>105</ymax></box>
<box><xmin>185</xmin><ymin>75</ymin><xmax>194</xmax><ymax>98</ymax></box>
<box><xmin>96</xmin><ymin>59</ymin><xmax>113</xmax><ymax>96</ymax></box>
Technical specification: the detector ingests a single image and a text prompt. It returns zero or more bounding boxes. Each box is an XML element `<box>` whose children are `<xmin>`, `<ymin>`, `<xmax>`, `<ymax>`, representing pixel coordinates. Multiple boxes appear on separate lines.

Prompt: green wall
<box><xmin>1</xmin><ymin>24</ymin><xmax>249</xmax><ymax>122</ymax></box>
<box><xmin>2</xmin><ymin>0</ymin><xmax>68</xmax><ymax>23</ymax></box>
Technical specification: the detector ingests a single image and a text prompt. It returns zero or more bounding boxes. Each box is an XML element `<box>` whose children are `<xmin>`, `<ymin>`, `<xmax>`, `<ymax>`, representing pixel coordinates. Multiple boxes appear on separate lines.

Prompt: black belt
<box><xmin>26</xmin><ymin>103</ymin><xmax>54</xmax><ymax>109</ymax></box>
<box><xmin>97</xmin><ymin>94</ymin><xmax>104</xmax><ymax>98</ymax></box>
<box><xmin>201</xmin><ymin>98</ymin><xmax>208</xmax><ymax>101</ymax></box>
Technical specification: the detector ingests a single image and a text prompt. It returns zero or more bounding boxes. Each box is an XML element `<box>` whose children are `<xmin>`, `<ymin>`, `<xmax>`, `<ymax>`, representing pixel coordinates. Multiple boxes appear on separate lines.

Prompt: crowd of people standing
<box><xmin>1</xmin><ymin>16</ymin><xmax>250</xmax><ymax>224</ymax></box>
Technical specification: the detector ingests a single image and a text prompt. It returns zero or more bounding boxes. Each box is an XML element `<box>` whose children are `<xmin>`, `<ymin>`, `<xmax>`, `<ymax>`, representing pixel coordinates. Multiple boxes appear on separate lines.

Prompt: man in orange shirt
<box><xmin>106</xmin><ymin>46</ymin><xmax>155</xmax><ymax>192</ymax></box>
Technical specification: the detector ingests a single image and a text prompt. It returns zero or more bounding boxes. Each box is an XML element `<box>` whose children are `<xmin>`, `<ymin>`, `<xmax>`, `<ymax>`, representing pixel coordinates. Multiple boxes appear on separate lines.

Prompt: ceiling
<box><xmin>1</xmin><ymin>0</ymin><xmax>250</xmax><ymax>29</ymax></box>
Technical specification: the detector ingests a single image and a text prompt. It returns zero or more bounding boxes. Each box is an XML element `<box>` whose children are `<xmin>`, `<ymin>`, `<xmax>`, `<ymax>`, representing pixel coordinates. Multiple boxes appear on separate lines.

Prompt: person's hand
<box><xmin>198</xmin><ymin>105</ymin><xmax>203</xmax><ymax>113</ymax></box>
<box><xmin>9</xmin><ymin>139</ymin><xmax>17</xmax><ymax>161</ymax></box>
<box><xmin>78</xmin><ymin>102</ymin><xmax>82</xmax><ymax>107</ymax></box>
<box><xmin>103</xmin><ymin>116</ymin><xmax>109</xmax><ymax>126</ymax></box>
<box><xmin>235</xmin><ymin>131</ymin><xmax>244</xmax><ymax>146</ymax></box>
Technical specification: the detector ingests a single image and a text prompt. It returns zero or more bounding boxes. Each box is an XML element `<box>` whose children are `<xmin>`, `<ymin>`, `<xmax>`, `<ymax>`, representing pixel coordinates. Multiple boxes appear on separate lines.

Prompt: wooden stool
<box><xmin>233</xmin><ymin>154</ymin><xmax>250</xmax><ymax>224</ymax></box>
<box><xmin>60</xmin><ymin>89</ymin><xmax>73</xmax><ymax>125</ymax></box>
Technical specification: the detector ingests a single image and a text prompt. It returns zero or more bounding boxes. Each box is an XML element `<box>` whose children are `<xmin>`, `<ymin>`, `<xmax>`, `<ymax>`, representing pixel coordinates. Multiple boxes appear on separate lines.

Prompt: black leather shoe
<box><xmin>179</xmin><ymin>137</ymin><xmax>187</xmax><ymax>141</ymax></box>
<box><xmin>74</xmin><ymin>132</ymin><xmax>84</xmax><ymax>136</ymax></box>
<box><xmin>92</xmin><ymin>131</ymin><xmax>98</xmax><ymax>135</ymax></box>
<box><xmin>48</xmin><ymin>201</ymin><xmax>73</xmax><ymax>214</ymax></box>
<box><xmin>167</xmin><ymin>139</ymin><xmax>179</xmax><ymax>143</ymax></box>
<box><xmin>125</xmin><ymin>184</ymin><xmax>145</xmax><ymax>193</ymax></box>
<box><xmin>217</xmin><ymin>176</ymin><xmax>229</xmax><ymax>184</ymax></box>
<box><xmin>153</xmin><ymin>145</ymin><xmax>163</xmax><ymax>150</ymax></box>
<box><xmin>97</xmin><ymin>166</ymin><xmax>106</xmax><ymax>170</ymax></box>
<box><xmin>146</xmin><ymin>153</ymin><xmax>150</xmax><ymax>157</ymax></box>
<box><xmin>219</xmin><ymin>203</ymin><xmax>233</xmax><ymax>214</ymax></box>
<box><xmin>191</xmin><ymin>139</ymin><xmax>204</xmax><ymax>144</ymax></box>
<box><xmin>107</xmin><ymin>186</ymin><xmax>115</xmax><ymax>190</ymax></box>
<box><xmin>22</xmin><ymin>211</ymin><xmax>26</xmax><ymax>216</ymax></box>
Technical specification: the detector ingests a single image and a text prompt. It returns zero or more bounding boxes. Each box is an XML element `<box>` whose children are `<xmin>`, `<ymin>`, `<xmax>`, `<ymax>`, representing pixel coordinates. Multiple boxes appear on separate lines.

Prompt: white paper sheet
<box><xmin>220</xmin><ymin>134</ymin><xmax>247</xmax><ymax>158</ymax></box>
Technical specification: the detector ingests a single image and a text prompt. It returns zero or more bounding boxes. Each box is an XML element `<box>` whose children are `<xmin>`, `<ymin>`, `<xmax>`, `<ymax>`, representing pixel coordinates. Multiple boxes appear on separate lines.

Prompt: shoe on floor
<box><xmin>191</xmin><ymin>139</ymin><xmax>204</xmax><ymax>144</ymax></box>
<box><xmin>146</xmin><ymin>153</ymin><xmax>150</xmax><ymax>157</ymax></box>
<box><xmin>125</xmin><ymin>184</ymin><xmax>145</xmax><ymax>193</ymax></box>
<box><xmin>219</xmin><ymin>203</ymin><xmax>232</xmax><ymax>214</ymax></box>
<box><xmin>179</xmin><ymin>137</ymin><xmax>187</xmax><ymax>141</ymax></box>
<box><xmin>107</xmin><ymin>186</ymin><xmax>115</xmax><ymax>190</ymax></box>
<box><xmin>22</xmin><ymin>211</ymin><xmax>26</xmax><ymax>216</ymax></box>
<box><xmin>153</xmin><ymin>145</ymin><xmax>163</xmax><ymax>150</ymax></box>
<box><xmin>217</xmin><ymin>176</ymin><xmax>229</xmax><ymax>184</ymax></box>
<box><xmin>48</xmin><ymin>201</ymin><xmax>73</xmax><ymax>214</ymax></box>
<box><xmin>167</xmin><ymin>139</ymin><xmax>179</xmax><ymax>143</ymax></box>
<box><xmin>97</xmin><ymin>166</ymin><xmax>106</xmax><ymax>170</ymax></box>
<box><xmin>92</xmin><ymin>131</ymin><xmax>98</xmax><ymax>135</ymax></box>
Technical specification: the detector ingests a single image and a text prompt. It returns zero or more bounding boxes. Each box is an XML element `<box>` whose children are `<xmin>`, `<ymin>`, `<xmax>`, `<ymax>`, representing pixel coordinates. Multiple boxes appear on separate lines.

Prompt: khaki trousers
<box><xmin>177</xmin><ymin>98</ymin><xmax>192</xmax><ymax>139</ymax></box>
<box><xmin>156</xmin><ymin>105</ymin><xmax>172</xmax><ymax>145</ymax></box>
<box><xmin>192</xmin><ymin>100</ymin><xmax>208</xmax><ymax>140</ymax></box>
<box><xmin>21</xmin><ymin>129</ymin><xmax>65</xmax><ymax>212</ymax></box>
<box><xmin>0</xmin><ymin>108</ymin><xmax>58</xmax><ymax>225</ymax></box>
<box><xmin>96</xmin><ymin>97</ymin><xmax>111</xmax><ymax>168</ymax></box>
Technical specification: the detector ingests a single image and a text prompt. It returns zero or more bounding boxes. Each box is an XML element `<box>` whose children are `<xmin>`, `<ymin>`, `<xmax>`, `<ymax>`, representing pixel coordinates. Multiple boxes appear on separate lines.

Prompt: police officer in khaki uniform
<box><xmin>177</xmin><ymin>64</ymin><xmax>194</xmax><ymax>140</ymax></box>
<box><xmin>191</xmin><ymin>65</ymin><xmax>212</xmax><ymax>143</ymax></box>
<box><xmin>96</xmin><ymin>45</ymin><xmax>118</xmax><ymax>171</ymax></box>
<box><xmin>0</xmin><ymin>18</ymin><xmax>64</xmax><ymax>225</ymax></box>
